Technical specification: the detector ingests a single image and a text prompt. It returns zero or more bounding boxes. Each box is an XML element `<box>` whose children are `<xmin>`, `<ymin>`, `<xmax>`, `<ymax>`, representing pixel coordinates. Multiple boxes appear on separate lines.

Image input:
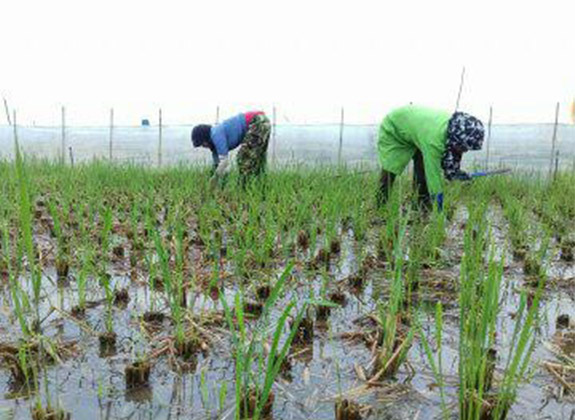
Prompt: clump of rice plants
<box><xmin>420</xmin><ymin>209</ymin><xmax>544</xmax><ymax>420</ymax></box>
<box><xmin>221</xmin><ymin>263</ymin><xmax>309</xmax><ymax>419</ymax></box>
<box><xmin>371</xmin><ymin>208</ymin><xmax>414</xmax><ymax>381</ymax></box>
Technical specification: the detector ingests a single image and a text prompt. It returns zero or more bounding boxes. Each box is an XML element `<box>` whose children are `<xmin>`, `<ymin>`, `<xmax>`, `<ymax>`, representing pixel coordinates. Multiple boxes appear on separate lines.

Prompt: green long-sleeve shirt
<box><xmin>377</xmin><ymin>105</ymin><xmax>451</xmax><ymax>195</ymax></box>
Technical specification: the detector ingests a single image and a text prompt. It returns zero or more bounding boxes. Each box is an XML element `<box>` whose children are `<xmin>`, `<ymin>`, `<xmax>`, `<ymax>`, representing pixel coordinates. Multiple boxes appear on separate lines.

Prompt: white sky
<box><xmin>1</xmin><ymin>0</ymin><xmax>573</xmax><ymax>125</ymax></box>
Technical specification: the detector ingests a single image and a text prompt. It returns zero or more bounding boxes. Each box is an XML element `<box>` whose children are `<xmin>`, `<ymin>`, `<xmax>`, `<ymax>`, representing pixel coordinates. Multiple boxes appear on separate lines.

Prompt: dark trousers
<box><xmin>376</xmin><ymin>150</ymin><xmax>431</xmax><ymax>209</ymax></box>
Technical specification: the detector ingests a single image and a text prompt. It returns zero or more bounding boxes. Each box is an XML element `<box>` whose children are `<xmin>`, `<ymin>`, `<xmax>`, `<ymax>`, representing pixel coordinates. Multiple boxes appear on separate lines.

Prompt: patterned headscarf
<box><xmin>442</xmin><ymin>112</ymin><xmax>485</xmax><ymax>181</ymax></box>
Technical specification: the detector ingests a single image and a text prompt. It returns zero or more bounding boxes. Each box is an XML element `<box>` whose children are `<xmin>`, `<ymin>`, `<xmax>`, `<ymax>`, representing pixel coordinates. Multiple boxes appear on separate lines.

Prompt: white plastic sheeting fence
<box><xmin>1</xmin><ymin>123</ymin><xmax>574</xmax><ymax>171</ymax></box>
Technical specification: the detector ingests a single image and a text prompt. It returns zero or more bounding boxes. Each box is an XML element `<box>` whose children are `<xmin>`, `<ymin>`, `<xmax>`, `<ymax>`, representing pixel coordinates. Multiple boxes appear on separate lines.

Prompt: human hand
<box><xmin>215</xmin><ymin>156</ymin><xmax>230</xmax><ymax>176</ymax></box>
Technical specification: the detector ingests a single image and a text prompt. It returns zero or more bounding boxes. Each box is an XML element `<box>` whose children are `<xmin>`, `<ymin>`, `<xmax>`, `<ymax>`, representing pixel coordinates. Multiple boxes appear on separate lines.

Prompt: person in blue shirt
<box><xmin>191</xmin><ymin>111</ymin><xmax>271</xmax><ymax>184</ymax></box>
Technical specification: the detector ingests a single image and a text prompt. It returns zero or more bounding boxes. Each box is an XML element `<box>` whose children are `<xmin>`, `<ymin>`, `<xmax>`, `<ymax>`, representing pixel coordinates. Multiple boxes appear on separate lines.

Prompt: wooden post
<box><xmin>109</xmin><ymin>108</ymin><xmax>114</xmax><ymax>161</ymax></box>
<box><xmin>455</xmin><ymin>66</ymin><xmax>466</xmax><ymax>112</ymax></box>
<box><xmin>3</xmin><ymin>97</ymin><xmax>11</xmax><ymax>125</ymax></box>
<box><xmin>12</xmin><ymin>110</ymin><xmax>18</xmax><ymax>152</ymax></box>
<box><xmin>61</xmin><ymin>106</ymin><xmax>66</xmax><ymax>164</ymax></box>
<box><xmin>215</xmin><ymin>105</ymin><xmax>220</xmax><ymax>124</ymax></box>
<box><xmin>549</xmin><ymin>102</ymin><xmax>560</xmax><ymax>177</ymax></box>
<box><xmin>553</xmin><ymin>150</ymin><xmax>560</xmax><ymax>180</ymax></box>
<box><xmin>485</xmin><ymin>105</ymin><xmax>493</xmax><ymax>169</ymax></box>
<box><xmin>337</xmin><ymin>107</ymin><xmax>345</xmax><ymax>166</ymax></box>
<box><xmin>69</xmin><ymin>146</ymin><xmax>75</xmax><ymax>167</ymax></box>
<box><xmin>272</xmin><ymin>106</ymin><xmax>277</xmax><ymax>165</ymax></box>
<box><xmin>158</xmin><ymin>108</ymin><xmax>163</xmax><ymax>167</ymax></box>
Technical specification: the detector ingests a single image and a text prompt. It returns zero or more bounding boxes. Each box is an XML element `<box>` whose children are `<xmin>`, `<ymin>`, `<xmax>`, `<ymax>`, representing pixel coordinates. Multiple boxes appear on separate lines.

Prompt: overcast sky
<box><xmin>1</xmin><ymin>0</ymin><xmax>573</xmax><ymax>125</ymax></box>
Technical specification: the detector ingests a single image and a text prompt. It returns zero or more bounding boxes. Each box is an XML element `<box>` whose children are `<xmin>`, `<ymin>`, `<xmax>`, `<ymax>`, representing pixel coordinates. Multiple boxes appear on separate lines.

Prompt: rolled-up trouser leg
<box><xmin>412</xmin><ymin>150</ymin><xmax>431</xmax><ymax>209</ymax></box>
<box><xmin>237</xmin><ymin>114</ymin><xmax>271</xmax><ymax>184</ymax></box>
<box><xmin>376</xmin><ymin>169</ymin><xmax>397</xmax><ymax>207</ymax></box>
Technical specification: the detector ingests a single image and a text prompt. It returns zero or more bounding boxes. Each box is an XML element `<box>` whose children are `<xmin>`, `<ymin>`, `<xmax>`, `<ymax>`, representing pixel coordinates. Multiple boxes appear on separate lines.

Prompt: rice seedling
<box><xmin>500</xmin><ymin>194</ymin><xmax>530</xmax><ymax>260</ymax></box>
<box><xmin>0</xmin><ymin>157</ymin><xmax>572</xmax><ymax>419</ymax></box>
<box><xmin>97</xmin><ymin>205</ymin><xmax>118</xmax><ymax>354</ymax></box>
<box><xmin>416</xmin><ymin>302</ymin><xmax>448</xmax><ymax>420</ymax></box>
<box><xmin>371</xmin><ymin>210</ymin><xmax>414</xmax><ymax>381</ymax></box>
<box><xmin>47</xmin><ymin>201</ymin><xmax>70</xmax><ymax>280</ymax></box>
<box><xmin>14</xmin><ymin>145</ymin><xmax>42</xmax><ymax>334</ymax></box>
<box><xmin>221</xmin><ymin>262</ymin><xmax>309</xmax><ymax>419</ymax></box>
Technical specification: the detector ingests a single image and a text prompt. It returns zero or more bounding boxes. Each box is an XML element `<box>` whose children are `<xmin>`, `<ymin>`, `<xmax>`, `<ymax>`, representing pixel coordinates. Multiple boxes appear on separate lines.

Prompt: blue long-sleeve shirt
<box><xmin>210</xmin><ymin>113</ymin><xmax>247</xmax><ymax>165</ymax></box>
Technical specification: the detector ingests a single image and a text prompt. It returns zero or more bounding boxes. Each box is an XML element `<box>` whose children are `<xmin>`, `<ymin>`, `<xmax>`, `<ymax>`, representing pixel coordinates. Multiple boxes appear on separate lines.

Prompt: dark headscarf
<box><xmin>191</xmin><ymin>124</ymin><xmax>213</xmax><ymax>148</ymax></box>
<box><xmin>442</xmin><ymin>112</ymin><xmax>485</xmax><ymax>181</ymax></box>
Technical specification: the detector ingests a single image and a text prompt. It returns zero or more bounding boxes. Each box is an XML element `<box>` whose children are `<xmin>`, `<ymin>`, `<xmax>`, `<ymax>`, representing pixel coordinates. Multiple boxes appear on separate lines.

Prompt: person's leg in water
<box><xmin>237</xmin><ymin>114</ymin><xmax>271</xmax><ymax>188</ymax></box>
<box><xmin>412</xmin><ymin>150</ymin><xmax>432</xmax><ymax>210</ymax></box>
<box><xmin>376</xmin><ymin>169</ymin><xmax>397</xmax><ymax>207</ymax></box>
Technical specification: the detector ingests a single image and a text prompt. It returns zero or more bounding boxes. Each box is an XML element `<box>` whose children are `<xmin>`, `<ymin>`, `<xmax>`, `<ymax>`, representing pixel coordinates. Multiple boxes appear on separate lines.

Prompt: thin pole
<box><xmin>455</xmin><ymin>66</ymin><xmax>466</xmax><ymax>112</ymax></box>
<box><xmin>272</xmin><ymin>106</ymin><xmax>277</xmax><ymax>165</ymax></box>
<box><xmin>215</xmin><ymin>106</ymin><xmax>220</xmax><ymax>124</ymax></box>
<box><xmin>158</xmin><ymin>108</ymin><xmax>163</xmax><ymax>167</ymax></box>
<box><xmin>61</xmin><ymin>106</ymin><xmax>66</xmax><ymax>164</ymax></box>
<box><xmin>69</xmin><ymin>146</ymin><xmax>75</xmax><ymax>167</ymax></box>
<box><xmin>485</xmin><ymin>105</ymin><xmax>493</xmax><ymax>169</ymax></box>
<box><xmin>3</xmin><ymin>97</ymin><xmax>11</xmax><ymax>125</ymax></box>
<box><xmin>549</xmin><ymin>102</ymin><xmax>560</xmax><ymax>177</ymax></box>
<box><xmin>109</xmin><ymin>108</ymin><xmax>114</xmax><ymax>161</ymax></box>
<box><xmin>12</xmin><ymin>110</ymin><xmax>18</xmax><ymax>152</ymax></box>
<box><xmin>553</xmin><ymin>150</ymin><xmax>560</xmax><ymax>180</ymax></box>
<box><xmin>338</xmin><ymin>107</ymin><xmax>345</xmax><ymax>166</ymax></box>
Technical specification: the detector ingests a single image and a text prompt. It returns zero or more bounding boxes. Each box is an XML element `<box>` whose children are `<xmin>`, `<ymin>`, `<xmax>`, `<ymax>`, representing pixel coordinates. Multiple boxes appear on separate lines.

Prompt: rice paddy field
<box><xmin>1</xmin><ymin>152</ymin><xmax>575</xmax><ymax>420</ymax></box>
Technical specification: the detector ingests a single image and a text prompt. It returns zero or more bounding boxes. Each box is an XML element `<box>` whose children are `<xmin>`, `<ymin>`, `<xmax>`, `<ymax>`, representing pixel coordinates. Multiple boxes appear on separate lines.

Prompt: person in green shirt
<box><xmin>376</xmin><ymin>105</ymin><xmax>485</xmax><ymax>210</ymax></box>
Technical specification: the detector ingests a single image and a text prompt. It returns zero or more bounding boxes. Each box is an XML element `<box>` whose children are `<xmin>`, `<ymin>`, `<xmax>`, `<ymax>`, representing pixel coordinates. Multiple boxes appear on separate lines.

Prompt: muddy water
<box><xmin>1</xmin><ymin>210</ymin><xmax>575</xmax><ymax>419</ymax></box>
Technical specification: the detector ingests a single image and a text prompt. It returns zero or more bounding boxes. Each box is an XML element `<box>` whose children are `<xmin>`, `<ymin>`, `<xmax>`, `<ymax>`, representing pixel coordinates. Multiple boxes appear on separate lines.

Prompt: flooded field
<box><xmin>1</xmin><ymin>161</ymin><xmax>575</xmax><ymax>420</ymax></box>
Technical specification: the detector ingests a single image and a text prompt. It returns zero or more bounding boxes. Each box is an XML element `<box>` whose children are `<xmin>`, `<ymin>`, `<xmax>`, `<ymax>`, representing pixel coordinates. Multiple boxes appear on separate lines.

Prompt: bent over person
<box><xmin>191</xmin><ymin>111</ymin><xmax>271</xmax><ymax>184</ymax></box>
<box><xmin>377</xmin><ymin>104</ymin><xmax>485</xmax><ymax>210</ymax></box>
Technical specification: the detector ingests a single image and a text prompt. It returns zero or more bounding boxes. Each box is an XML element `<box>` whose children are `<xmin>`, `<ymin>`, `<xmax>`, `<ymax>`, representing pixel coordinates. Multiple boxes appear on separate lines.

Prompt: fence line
<box><xmin>1</xmin><ymin>104</ymin><xmax>574</xmax><ymax>172</ymax></box>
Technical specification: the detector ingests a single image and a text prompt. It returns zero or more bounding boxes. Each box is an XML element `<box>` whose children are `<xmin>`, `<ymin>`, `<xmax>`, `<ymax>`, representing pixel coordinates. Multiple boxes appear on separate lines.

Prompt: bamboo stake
<box><xmin>215</xmin><ymin>105</ymin><xmax>220</xmax><ymax>124</ymax></box>
<box><xmin>549</xmin><ymin>102</ymin><xmax>560</xmax><ymax>177</ymax></box>
<box><xmin>554</xmin><ymin>150</ymin><xmax>560</xmax><ymax>180</ymax></box>
<box><xmin>485</xmin><ymin>106</ymin><xmax>492</xmax><ymax>169</ymax></box>
<box><xmin>158</xmin><ymin>108</ymin><xmax>163</xmax><ymax>167</ymax></box>
<box><xmin>61</xmin><ymin>106</ymin><xmax>66</xmax><ymax>164</ymax></box>
<box><xmin>455</xmin><ymin>66</ymin><xmax>466</xmax><ymax>112</ymax></box>
<box><xmin>109</xmin><ymin>108</ymin><xmax>114</xmax><ymax>161</ymax></box>
<box><xmin>338</xmin><ymin>107</ymin><xmax>345</xmax><ymax>166</ymax></box>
